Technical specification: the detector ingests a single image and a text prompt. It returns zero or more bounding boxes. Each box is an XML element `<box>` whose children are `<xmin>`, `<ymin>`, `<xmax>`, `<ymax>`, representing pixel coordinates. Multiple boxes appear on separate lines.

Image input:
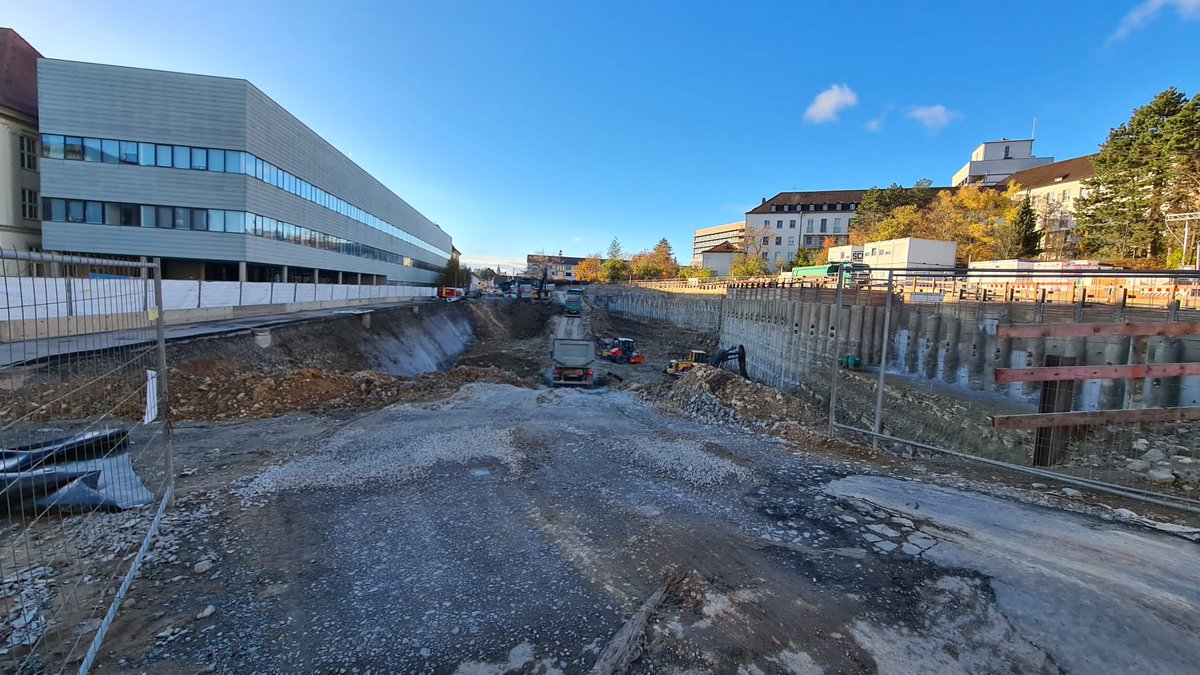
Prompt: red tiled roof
<box><xmin>0</xmin><ymin>28</ymin><xmax>42</xmax><ymax>119</ymax></box>
<box><xmin>1004</xmin><ymin>155</ymin><xmax>1096</xmax><ymax>190</ymax></box>
<box><xmin>748</xmin><ymin>189</ymin><xmax>867</xmax><ymax>215</ymax></box>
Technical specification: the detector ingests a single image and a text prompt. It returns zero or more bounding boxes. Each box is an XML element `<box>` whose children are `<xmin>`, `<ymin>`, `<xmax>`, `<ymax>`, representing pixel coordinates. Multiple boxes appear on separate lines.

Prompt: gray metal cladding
<box><xmin>43</xmin><ymin>222</ymin><xmax>250</xmax><ymax>262</ymax></box>
<box><xmin>42</xmin><ymin>161</ymin><xmax>249</xmax><ymax>211</ymax></box>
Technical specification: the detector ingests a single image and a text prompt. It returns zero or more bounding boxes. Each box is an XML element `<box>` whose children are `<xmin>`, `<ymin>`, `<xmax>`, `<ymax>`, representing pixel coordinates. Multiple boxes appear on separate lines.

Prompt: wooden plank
<box><xmin>996</xmin><ymin>362</ymin><xmax>1200</xmax><ymax>384</ymax></box>
<box><xmin>998</xmin><ymin>321</ymin><xmax>1200</xmax><ymax>339</ymax></box>
<box><xmin>991</xmin><ymin>406</ymin><xmax>1200</xmax><ymax>430</ymax></box>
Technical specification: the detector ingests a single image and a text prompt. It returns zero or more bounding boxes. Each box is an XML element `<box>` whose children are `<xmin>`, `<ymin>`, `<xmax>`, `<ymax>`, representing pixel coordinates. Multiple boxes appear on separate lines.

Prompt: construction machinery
<box><xmin>665</xmin><ymin>345</ymin><xmax>747</xmax><ymax>378</ymax></box>
<box><xmin>547</xmin><ymin>338</ymin><xmax>600</xmax><ymax>387</ymax></box>
<box><xmin>601</xmin><ymin>337</ymin><xmax>645</xmax><ymax>364</ymax></box>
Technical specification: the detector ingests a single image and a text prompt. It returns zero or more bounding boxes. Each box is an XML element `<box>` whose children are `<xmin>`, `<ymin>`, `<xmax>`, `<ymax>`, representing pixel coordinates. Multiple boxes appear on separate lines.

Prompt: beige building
<box><xmin>1005</xmin><ymin>155</ymin><xmax>1095</xmax><ymax>259</ymax></box>
<box><xmin>952</xmin><ymin>139</ymin><xmax>1054</xmax><ymax>187</ymax></box>
<box><xmin>691</xmin><ymin>221</ymin><xmax>747</xmax><ymax>265</ymax></box>
<box><xmin>0</xmin><ymin>28</ymin><xmax>43</xmax><ymax>268</ymax></box>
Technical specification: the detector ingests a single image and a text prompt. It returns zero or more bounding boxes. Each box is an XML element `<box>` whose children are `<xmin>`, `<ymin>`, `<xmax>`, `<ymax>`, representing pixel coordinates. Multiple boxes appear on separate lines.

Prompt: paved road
<box><xmin>110</xmin><ymin>384</ymin><xmax>1200</xmax><ymax>673</ymax></box>
<box><xmin>0</xmin><ymin>299</ymin><xmax>428</xmax><ymax>368</ymax></box>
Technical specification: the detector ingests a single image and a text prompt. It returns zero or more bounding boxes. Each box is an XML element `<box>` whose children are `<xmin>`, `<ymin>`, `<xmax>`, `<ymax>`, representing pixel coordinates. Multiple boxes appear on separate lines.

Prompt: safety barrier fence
<box><xmin>599</xmin><ymin>267</ymin><xmax>1200</xmax><ymax>513</ymax></box>
<box><xmin>0</xmin><ymin>250</ymin><xmax>171</xmax><ymax>672</ymax></box>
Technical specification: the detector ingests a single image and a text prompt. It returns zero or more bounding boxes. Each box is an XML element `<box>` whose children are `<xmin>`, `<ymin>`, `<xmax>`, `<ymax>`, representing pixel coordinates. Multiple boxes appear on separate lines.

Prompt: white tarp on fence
<box><xmin>1</xmin><ymin>277</ymin><xmax>434</xmax><ymax>319</ymax></box>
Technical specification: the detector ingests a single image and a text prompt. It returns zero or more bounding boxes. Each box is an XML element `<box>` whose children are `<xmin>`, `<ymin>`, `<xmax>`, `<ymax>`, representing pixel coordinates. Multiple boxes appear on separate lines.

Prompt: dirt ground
<box><xmin>7</xmin><ymin>295</ymin><xmax>1200</xmax><ymax>673</ymax></box>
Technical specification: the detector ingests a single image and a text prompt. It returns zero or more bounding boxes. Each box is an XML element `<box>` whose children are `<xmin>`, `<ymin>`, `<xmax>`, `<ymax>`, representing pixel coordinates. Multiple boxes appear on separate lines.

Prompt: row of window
<box><xmin>39</xmin><ymin>133</ymin><xmax>450</xmax><ymax>259</ymax></box>
<box><xmin>762</xmin><ymin>217</ymin><xmax>849</xmax><ymax>234</ymax></box>
<box><xmin>769</xmin><ymin>202</ymin><xmax>856</xmax><ymax>213</ymax></box>
<box><xmin>41</xmin><ymin>198</ymin><xmax>443</xmax><ymax>273</ymax></box>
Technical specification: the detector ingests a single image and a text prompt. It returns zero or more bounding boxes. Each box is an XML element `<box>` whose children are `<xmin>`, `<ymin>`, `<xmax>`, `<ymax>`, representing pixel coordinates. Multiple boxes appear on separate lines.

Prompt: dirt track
<box><xmin>17</xmin><ymin>296</ymin><xmax>1200</xmax><ymax>673</ymax></box>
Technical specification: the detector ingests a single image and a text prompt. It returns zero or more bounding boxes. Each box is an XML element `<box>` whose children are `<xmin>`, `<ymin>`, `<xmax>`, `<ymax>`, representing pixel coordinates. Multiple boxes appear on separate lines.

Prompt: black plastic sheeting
<box><xmin>1</xmin><ymin>429</ymin><xmax>146</xmax><ymax>515</ymax></box>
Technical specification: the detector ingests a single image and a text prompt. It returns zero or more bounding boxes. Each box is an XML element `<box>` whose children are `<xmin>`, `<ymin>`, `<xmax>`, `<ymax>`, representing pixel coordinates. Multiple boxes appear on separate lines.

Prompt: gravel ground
<box><xmin>77</xmin><ymin>382</ymin><xmax>1200</xmax><ymax>674</ymax></box>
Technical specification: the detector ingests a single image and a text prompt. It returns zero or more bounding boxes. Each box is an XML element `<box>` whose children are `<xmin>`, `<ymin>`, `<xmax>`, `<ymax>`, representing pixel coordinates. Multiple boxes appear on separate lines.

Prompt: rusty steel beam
<box><xmin>991</xmin><ymin>406</ymin><xmax>1200</xmax><ymax>430</ymax></box>
<box><xmin>995</xmin><ymin>362</ymin><xmax>1200</xmax><ymax>384</ymax></box>
<box><xmin>998</xmin><ymin>321</ymin><xmax>1200</xmax><ymax>339</ymax></box>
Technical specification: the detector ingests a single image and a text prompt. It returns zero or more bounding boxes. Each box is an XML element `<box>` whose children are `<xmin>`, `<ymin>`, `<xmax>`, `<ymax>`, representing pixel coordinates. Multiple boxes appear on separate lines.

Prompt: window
<box><xmin>850</xmin><ymin>203</ymin><xmax>857</xmax><ymax>211</ymax></box>
<box><xmin>20</xmin><ymin>189</ymin><xmax>38</xmax><ymax>219</ymax></box>
<box><xmin>804</xmin><ymin>236</ymin><xmax>813</xmax><ymax>246</ymax></box>
<box><xmin>101</xmin><ymin>139</ymin><xmax>119</xmax><ymax>163</ymax></box>
<box><xmin>835</xmin><ymin>203</ymin><xmax>842</xmax><ymax>211</ymax></box>
<box><xmin>173</xmin><ymin>207</ymin><xmax>191</xmax><ymax>229</ymax></box>
<box><xmin>67</xmin><ymin>200</ymin><xmax>85</xmax><ymax>222</ymax></box>
<box><xmin>760</xmin><ymin>252</ymin><xmax>768</xmax><ymax>260</ymax></box>
<box><xmin>834</xmin><ymin>217</ymin><xmax>842</xmax><ymax>232</ymax></box>
<box><xmin>208</xmin><ymin>149</ymin><xmax>225</xmax><ymax>172</ymax></box>
<box><xmin>1061</xmin><ymin>189</ymin><xmax>1069</xmax><ymax>201</ymax></box>
<box><xmin>156</xmin><ymin>144</ymin><xmax>172</xmax><ymax>167</ymax></box>
<box><xmin>775</xmin><ymin>236</ymin><xmax>782</xmax><ymax>245</ymax></box>
<box><xmin>761</xmin><ymin>236</ymin><xmax>769</xmax><ymax>245</ymax></box>
<box><xmin>226</xmin><ymin>211</ymin><xmax>245</xmax><ymax>233</ymax></box>
<box><xmin>41</xmin><ymin>134</ymin><xmax>64</xmax><ymax>160</ymax></box>
<box><xmin>65</xmin><ymin>137</ymin><xmax>84</xmax><ymax>161</ymax></box>
<box><xmin>787</xmin><ymin>236</ymin><xmax>795</xmax><ymax>246</ymax></box>
<box><xmin>806</xmin><ymin>219</ymin><xmax>813</xmax><ymax>232</ymax></box>
<box><xmin>1004</xmin><ymin>145</ymin><xmax>1011</xmax><ymax>159</ymax></box>
<box><xmin>191</xmin><ymin>208</ymin><xmax>208</xmax><ymax>230</ymax></box>
<box><xmin>140</xmin><ymin>205</ymin><xmax>156</xmax><ymax>228</ymax></box>
<box><xmin>208</xmin><ymin>210</ymin><xmax>225</xmax><ymax>232</ymax></box>
<box><xmin>19</xmin><ymin>136</ymin><xmax>38</xmax><ymax>170</ymax></box>
<box><xmin>771</xmin><ymin>205</ymin><xmax>777</xmax><ymax>212</ymax></box>
<box><xmin>120</xmin><ymin>141</ymin><xmax>138</xmax><ymax>164</ymax></box>
<box><xmin>821</xmin><ymin>203</ymin><xmax>828</xmax><ymax>211</ymax></box>
<box><xmin>173</xmin><ymin>146</ymin><xmax>190</xmax><ymax>169</ymax></box>
<box><xmin>83</xmin><ymin>138</ymin><xmax>102</xmax><ymax>162</ymax></box>
<box><xmin>157</xmin><ymin>206</ymin><xmax>173</xmax><ymax>229</ymax></box>
<box><xmin>789</xmin><ymin>220</ymin><xmax>796</xmax><ymax>228</ymax></box>
<box><xmin>139</xmin><ymin>142</ymin><xmax>155</xmax><ymax>166</ymax></box>
<box><xmin>763</xmin><ymin>219</ymin><xmax>769</xmax><ymax>226</ymax></box>
<box><xmin>820</xmin><ymin>218</ymin><xmax>828</xmax><ymax>233</ymax></box>
<box><xmin>191</xmin><ymin>148</ymin><xmax>208</xmax><ymax>170</ymax></box>
<box><xmin>777</xmin><ymin>220</ymin><xmax>783</xmax><ymax>228</ymax></box>
<box><xmin>49</xmin><ymin>198</ymin><xmax>66</xmax><ymax>221</ymax></box>
<box><xmin>84</xmin><ymin>201</ymin><xmax>103</xmax><ymax>224</ymax></box>
<box><xmin>119</xmin><ymin>203</ymin><xmax>139</xmax><ymax>226</ymax></box>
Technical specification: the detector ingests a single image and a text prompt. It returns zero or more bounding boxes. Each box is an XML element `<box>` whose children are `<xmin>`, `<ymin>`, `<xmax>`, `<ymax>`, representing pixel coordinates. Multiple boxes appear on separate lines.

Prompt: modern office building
<box><xmin>37</xmin><ymin>59</ymin><xmax>452</xmax><ymax>285</ymax></box>
<box><xmin>951</xmin><ymin>139</ymin><xmax>1054</xmax><ymax>187</ymax></box>
<box><xmin>1004</xmin><ymin>155</ymin><xmax>1096</xmax><ymax>258</ymax></box>
<box><xmin>0</xmin><ymin>28</ymin><xmax>43</xmax><ymax>265</ymax></box>
<box><xmin>745</xmin><ymin>190</ymin><xmax>863</xmax><ymax>268</ymax></box>
<box><xmin>691</xmin><ymin>221</ymin><xmax>748</xmax><ymax>265</ymax></box>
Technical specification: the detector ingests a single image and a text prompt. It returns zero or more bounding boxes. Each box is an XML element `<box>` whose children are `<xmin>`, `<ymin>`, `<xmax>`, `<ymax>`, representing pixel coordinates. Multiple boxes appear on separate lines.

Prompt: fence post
<box><xmin>872</xmin><ymin>271</ymin><xmax>894</xmax><ymax>450</ymax></box>
<box><xmin>152</xmin><ymin>258</ymin><xmax>172</xmax><ymax>501</ymax></box>
<box><xmin>828</xmin><ymin>270</ymin><xmax>845</xmax><ymax>438</ymax></box>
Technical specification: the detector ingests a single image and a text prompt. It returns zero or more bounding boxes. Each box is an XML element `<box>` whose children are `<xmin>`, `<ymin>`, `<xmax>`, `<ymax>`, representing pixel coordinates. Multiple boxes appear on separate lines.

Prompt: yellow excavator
<box><xmin>665</xmin><ymin>346</ymin><xmax>747</xmax><ymax>378</ymax></box>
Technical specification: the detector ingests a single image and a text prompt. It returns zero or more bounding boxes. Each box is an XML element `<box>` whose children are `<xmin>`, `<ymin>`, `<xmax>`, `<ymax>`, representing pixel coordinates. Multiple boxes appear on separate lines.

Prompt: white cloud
<box><xmin>1109</xmin><ymin>0</ymin><xmax>1200</xmax><ymax>43</ymax></box>
<box><xmin>803</xmin><ymin>84</ymin><xmax>858</xmax><ymax>124</ymax></box>
<box><xmin>572</xmin><ymin>236</ymin><xmax>583</xmax><ymax>243</ymax></box>
<box><xmin>865</xmin><ymin>118</ymin><xmax>882</xmax><ymax>132</ymax></box>
<box><xmin>906</xmin><ymin>104</ymin><xmax>960</xmax><ymax>131</ymax></box>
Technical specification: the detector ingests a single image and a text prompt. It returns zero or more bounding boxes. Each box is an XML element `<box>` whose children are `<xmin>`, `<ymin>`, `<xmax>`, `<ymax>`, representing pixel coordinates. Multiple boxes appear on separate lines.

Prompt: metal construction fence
<box><xmin>599</xmin><ymin>268</ymin><xmax>1200</xmax><ymax>512</ymax></box>
<box><xmin>0</xmin><ymin>250</ymin><xmax>171</xmax><ymax>672</ymax></box>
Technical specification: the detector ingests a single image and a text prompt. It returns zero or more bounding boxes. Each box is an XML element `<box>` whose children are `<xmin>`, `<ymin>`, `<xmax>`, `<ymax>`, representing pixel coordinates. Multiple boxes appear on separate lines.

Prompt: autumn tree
<box><xmin>792</xmin><ymin>247</ymin><xmax>816</xmax><ymax>267</ymax></box>
<box><xmin>921</xmin><ymin>185</ymin><xmax>1021</xmax><ymax>263</ymax></box>
<box><xmin>730</xmin><ymin>225</ymin><xmax>768</xmax><ymax>277</ymax></box>
<box><xmin>628</xmin><ymin>251</ymin><xmax>657</xmax><ymax>279</ymax></box>
<box><xmin>851</xmin><ymin>179</ymin><xmax>936</xmax><ymax>244</ymax></box>
<box><xmin>1077</xmin><ymin>88</ymin><xmax>1200</xmax><ymax>261</ymax></box>
<box><xmin>573</xmin><ymin>254</ymin><xmax>602</xmax><ymax>283</ymax></box>
<box><xmin>600</xmin><ymin>257</ymin><xmax>627</xmax><ymax>283</ymax></box>
<box><xmin>813</xmin><ymin>236</ymin><xmax>838</xmax><ymax>264</ymax></box>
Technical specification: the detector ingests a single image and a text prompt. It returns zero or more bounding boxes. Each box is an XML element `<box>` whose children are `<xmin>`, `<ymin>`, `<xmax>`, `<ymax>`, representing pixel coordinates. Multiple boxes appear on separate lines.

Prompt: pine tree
<box><xmin>606</xmin><ymin>237</ymin><xmax>624</xmax><ymax>261</ymax></box>
<box><xmin>997</xmin><ymin>196</ymin><xmax>1042</xmax><ymax>259</ymax></box>
<box><xmin>1076</xmin><ymin>88</ymin><xmax>1200</xmax><ymax>261</ymax></box>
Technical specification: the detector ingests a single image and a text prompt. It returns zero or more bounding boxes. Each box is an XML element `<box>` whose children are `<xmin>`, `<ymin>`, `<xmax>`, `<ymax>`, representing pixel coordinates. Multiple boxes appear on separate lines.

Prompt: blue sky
<box><xmin>8</xmin><ymin>1</ymin><xmax>1200</xmax><ymax>271</ymax></box>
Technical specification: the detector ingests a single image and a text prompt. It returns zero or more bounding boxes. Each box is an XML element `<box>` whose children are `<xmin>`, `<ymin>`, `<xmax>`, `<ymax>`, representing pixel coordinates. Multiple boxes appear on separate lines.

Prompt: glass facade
<box><xmin>41</xmin><ymin>197</ymin><xmax>441</xmax><ymax>272</ymax></box>
<box><xmin>40</xmin><ymin>133</ymin><xmax>451</xmax><ymax>260</ymax></box>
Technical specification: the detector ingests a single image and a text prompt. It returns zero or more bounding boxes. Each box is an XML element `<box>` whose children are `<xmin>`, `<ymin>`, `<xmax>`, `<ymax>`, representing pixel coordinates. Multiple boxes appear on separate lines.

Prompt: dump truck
<box><xmin>563</xmin><ymin>288</ymin><xmax>584</xmax><ymax>316</ymax></box>
<box><xmin>547</xmin><ymin>338</ymin><xmax>599</xmax><ymax>387</ymax></box>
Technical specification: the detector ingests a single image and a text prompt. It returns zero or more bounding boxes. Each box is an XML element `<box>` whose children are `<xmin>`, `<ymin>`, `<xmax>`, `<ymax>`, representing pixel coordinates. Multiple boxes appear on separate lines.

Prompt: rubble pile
<box><xmin>170</xmin><ymin>365</ymin><xmax>532</xmax><ymax>420</ymax></box>
<box><xmin>643</xmin><ymin>365</ymin><xmax>827</xmax><ymax>443</ymax></box>
<box><xmin>1065</xmin><ymin>430</ymin><xmax>1199</xmax><ymax>491</ymax></box>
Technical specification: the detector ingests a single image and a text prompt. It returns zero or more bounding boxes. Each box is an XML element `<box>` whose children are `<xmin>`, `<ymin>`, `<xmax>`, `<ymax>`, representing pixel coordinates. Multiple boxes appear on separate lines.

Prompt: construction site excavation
<box><xmin>2</xmin><ymin>289</ymin><xmax>1200</xmax><ymax>674</ymax></box>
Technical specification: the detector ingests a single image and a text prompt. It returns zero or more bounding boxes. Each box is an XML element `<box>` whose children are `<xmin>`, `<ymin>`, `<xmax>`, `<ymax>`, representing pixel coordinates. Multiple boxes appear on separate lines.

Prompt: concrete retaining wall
<box><xmin>594</xmin><ymin>293</ymin><xmax>1200</xmax><ymax>409</ymax></box>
